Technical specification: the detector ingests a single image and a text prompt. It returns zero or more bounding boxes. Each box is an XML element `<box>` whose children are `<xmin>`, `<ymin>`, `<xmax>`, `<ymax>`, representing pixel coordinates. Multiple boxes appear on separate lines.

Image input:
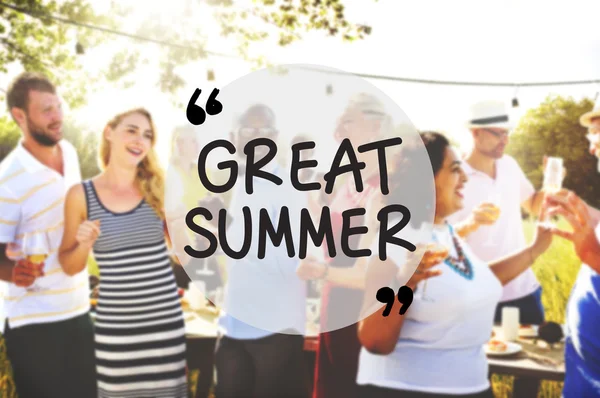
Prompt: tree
<box><xmin>0</xmin><ymin>116</ymin><xmax>101</xmax><ymax>179</ymax></box>
<box><xmin>0</xmin><ymin>0</ymin><xmax>115</xmax><ymax>107</ymax></box>
<box><xmin>0</xmin><ymin>0</ymin><xmax>373</xmax><ymax>107</ymax></box>
<box><xmin>506</xmin><ymin>95</ymin><xmax>600</xmax><ymax>208</ymax></box>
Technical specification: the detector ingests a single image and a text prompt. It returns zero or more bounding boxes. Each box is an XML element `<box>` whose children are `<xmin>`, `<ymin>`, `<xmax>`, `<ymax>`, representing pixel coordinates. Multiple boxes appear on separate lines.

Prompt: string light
<box><xmin>512</xmin><ymin>86</ymin><xmax>520</xmax><ymax>108</ymax></box>
<box><xmin>1</xmin><ymin>1</ymin><xmax>599</xmax><ymax>90</ymax></box>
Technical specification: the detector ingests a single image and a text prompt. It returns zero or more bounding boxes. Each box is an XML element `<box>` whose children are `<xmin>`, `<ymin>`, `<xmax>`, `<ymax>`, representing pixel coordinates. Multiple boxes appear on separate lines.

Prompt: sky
<box><xmin>2</xmin><ymin>0</ymin><xmax>600</xmax><ymax>167</ymax></box>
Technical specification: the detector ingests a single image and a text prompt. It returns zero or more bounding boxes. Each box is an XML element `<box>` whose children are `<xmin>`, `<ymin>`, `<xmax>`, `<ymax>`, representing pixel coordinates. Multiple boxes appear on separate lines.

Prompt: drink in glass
<box><xmin>22</xmin><ymin>232</ymin><xmax>50</xmax><ymax>291</ymax></box>
<box><xmin>540</xmin><ymin>157</ymin><xmax>563</xmax><ymax>228</ymax></box>
<box><xmin>418</xmin><ymin>243</ymin><xmax>448</xmax><ymax>302</ymax></box>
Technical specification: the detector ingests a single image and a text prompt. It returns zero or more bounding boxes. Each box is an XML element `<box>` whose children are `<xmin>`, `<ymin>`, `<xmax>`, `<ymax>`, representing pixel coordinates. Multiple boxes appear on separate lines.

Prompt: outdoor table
<box><xmin>488</xmin><ymin>325</ymin><xmax>565</xmax><ymax>398</ymax></box>
<box><xmin>303</xmin><ymin>329</ymin><xmax>565</xmax><ymax>398</ymax></box>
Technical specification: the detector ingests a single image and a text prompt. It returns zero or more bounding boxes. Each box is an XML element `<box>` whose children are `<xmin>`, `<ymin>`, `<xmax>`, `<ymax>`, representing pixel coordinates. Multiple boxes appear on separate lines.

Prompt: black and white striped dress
<box><xmin>83</xmin><ymin>180</ymin><xmax>188</xmax><ymax>398</ymax></box>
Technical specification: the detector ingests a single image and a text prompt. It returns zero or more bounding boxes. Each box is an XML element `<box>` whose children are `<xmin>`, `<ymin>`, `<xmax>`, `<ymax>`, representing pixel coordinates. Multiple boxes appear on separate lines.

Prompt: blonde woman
<box><xmin>58</xmin><ymin>108</ymin><xmax>188</xmax><ymax>397</ymax></box>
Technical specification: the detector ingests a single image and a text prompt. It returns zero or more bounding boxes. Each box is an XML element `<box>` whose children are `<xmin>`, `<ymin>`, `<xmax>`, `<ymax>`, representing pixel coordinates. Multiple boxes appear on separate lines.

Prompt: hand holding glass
<box><xmin>416</xmin><ymin>243</ymin><xmax>448</xmax><ymax>302</ymax></box>
<box><xmin>481</xmin><ymin>191</ymin><xmax>502</xmax><ymax>247</ymax></box>
<box><xmin>21</xmin><ymin>232</ymin><xmax>50</xmax><ymax>291</ymax></box>
<box><xmin>586</xmin><ymin>133</ymin><xmax>600</xmax><ymax>172</ymax></box>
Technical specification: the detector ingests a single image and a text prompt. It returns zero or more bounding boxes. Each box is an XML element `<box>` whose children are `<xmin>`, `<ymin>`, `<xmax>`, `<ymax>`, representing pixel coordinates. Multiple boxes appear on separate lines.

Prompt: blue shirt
<box><xmin>563</xmin><ymin>225</ymin><xmax>600</xmax><ymax>397</ymax></box>
<box><xmin>218</xmin><ymin>164</ymin><xmax>308</xmax><ymax>340</ymax></box>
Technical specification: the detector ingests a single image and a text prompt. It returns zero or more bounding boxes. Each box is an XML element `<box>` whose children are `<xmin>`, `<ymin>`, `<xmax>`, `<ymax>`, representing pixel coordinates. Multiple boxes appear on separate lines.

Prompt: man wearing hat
<box><xmin>448</xmin><ymin>100</ymin><xmax>547</xmax><ymax>325</ymax></box>
<box><xmin>546</xmin><ymin>99</ymin><xmax>600</xmax><ymax>397</ymax></box>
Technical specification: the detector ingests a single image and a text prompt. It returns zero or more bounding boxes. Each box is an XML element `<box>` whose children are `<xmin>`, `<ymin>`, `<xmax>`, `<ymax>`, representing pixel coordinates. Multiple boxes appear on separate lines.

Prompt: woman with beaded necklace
<box><xmin>357</xmin><ymin>132</ymin><xmax>554</xmax><ymax>398</ymax></box>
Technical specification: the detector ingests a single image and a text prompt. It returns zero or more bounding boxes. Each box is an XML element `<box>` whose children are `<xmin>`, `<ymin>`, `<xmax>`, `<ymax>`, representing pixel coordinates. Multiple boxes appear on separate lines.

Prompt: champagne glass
<box><xmin>481</xmin><ymin>190</ymin><xmax>502</xmax><ymax>247</ymax></box>
<box><xmin>21</xmin><ymin>232</ymin><xmax>50</xmax><ymax>292</ymax></box>
<box><xmin>539</xmin><ymin>157</ymin><xmax>563</xmax><ymax>228</ymax></box>
<box><xmin>415</xmin><ymin>222</ymin><xmax>447</xmax><ymax>302</ymax></box>
<box><xmin>195</xmin><ymin>258</ymin><xmax>215</xmax><ymax>277</ymax></box>
<box><xmin>418</xmin><ymin>242</ymin><xmax>448</xmax><ymax>302</ymax></box>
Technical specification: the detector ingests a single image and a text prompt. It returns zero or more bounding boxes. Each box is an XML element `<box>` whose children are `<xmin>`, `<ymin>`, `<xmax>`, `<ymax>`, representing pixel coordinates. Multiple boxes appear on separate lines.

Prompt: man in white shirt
<box><xmin>214</xmin><ymin>104</ymin><xmax>309</xmax><ymax>398</ymax></box>
<box><xmin>0</xmin><ymin>72</ymin><xmax>96</xmax><ymax>398</ymax></box>
<box><xmin>448</xmin><ymin>100</ymin><xmax>546</xmax><ymax>326</ymax></box>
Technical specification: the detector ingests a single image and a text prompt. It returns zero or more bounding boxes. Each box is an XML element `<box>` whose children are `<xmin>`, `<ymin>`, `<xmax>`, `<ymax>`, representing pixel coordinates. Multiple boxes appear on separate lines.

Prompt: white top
<box><xmin>446</xmin><ymin>155</ymin><xmax>539</xmax><ymax>302</ymax></box>
<box><xmin>0</xmin><ymin>140</ymin><xmax>89</xmax><ymax>329</ymax></box>
<box><xmin>356</xmin><ymin>223</ymin><xmax>503</xmax><ymax>395</ymax></box>
<box><xmin>218</xmin><ymin>163</ymin><xmax>308</xmax><ymax>339</ymax></box>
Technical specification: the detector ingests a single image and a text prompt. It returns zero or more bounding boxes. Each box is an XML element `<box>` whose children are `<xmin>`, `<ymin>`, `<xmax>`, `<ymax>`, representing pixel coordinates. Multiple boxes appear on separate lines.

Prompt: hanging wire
<box><xmin>0</xmin><ymin>1</ymin><xmax>599</xmax><ymax>88</ymax></box>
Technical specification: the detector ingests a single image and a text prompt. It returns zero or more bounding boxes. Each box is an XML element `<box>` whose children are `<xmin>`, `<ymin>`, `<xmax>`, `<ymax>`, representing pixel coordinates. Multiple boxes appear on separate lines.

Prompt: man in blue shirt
<box><xmin>547</xmin><ymin>99</ymin><xmax>600</xmax><ymax>397</ymax></box>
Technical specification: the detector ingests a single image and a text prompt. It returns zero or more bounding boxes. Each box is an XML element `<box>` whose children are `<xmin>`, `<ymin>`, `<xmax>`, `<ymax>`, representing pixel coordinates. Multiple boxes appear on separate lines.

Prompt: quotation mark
<box><xmin>186</xmin><ymin>88</ymin><xmax>223</xmax><ymax>126</ymax></box>
<box><xmin>376</xmin><ymin>285</ymin><xmax>413</xmax><ymax>317</ymax></box>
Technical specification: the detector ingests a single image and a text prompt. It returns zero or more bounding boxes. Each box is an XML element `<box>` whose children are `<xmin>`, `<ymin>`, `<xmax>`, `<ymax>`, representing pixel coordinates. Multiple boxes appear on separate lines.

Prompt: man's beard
<box><xmin>28</xmin><ymin>116</ymin><xmax>60</xmax><ymax>147</ymax></box>
<box><xmin>481</xmin><ymin>146</ymin><xmax>504</xmax><ymax>159</ymax></box>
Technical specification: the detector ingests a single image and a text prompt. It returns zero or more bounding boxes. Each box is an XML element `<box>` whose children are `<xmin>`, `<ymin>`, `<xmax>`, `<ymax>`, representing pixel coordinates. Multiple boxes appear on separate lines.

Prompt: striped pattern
<box><xmin>83</xmin><ymin>181</ymin><xmax>187</xmax><ymax>398</ymax></box>
<box><xmin>0</xmin><ymin>140</ymin><xmax>89</xmax><ymax>329</ymax></box>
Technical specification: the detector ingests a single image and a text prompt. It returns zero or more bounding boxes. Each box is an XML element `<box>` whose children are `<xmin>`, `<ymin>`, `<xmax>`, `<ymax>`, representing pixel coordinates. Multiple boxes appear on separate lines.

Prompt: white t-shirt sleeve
<box><xmin>510</xmin><ymin>156</ymin><xmax>535</xmax><ymax>204</ymax></box>
<box><xmin>0</xmin><ymin>186</ymin><xmax>20</xmax><ymax>243</ymax></box>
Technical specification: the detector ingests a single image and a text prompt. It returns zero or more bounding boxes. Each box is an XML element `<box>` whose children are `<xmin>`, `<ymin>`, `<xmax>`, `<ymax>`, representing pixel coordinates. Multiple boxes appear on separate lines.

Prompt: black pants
<box><xmin>4</xmin><ymin>313</ymin><xmax>97</xmax><ymax>398</ymax></box>
<box><xmin>494</xmin><ymin>287</ymin><xmax>545</xmax><ymax>325</ymax></box>
<box><xmin>359</xmin><ymin>384</ymin><xmax>494</xmax><ymax>398</ymax></box>
<box><xmin>215</xmin><ymin>333</ymin><xmax>307</xmax><ymax>398</ymax></box>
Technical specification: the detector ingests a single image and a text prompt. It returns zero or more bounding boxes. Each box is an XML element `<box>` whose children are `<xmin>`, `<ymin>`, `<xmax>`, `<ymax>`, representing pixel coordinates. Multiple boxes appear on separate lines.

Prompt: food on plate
<box><xmin>520</xmin><ymin>324</ymin><xmax>533</xmax><ymax>329</ymax></box>
<box><xmin>487</xmin><ymin>339</ymin><xmax>507</xmax><ymax>353</ymax></box>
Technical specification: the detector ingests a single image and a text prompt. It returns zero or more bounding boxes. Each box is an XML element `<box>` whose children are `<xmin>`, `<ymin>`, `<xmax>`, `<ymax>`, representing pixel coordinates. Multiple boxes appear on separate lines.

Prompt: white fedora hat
<box><xmin>466</xmin><ymin>100</ymin><xmax>512</xmax><ymax>130</ymax></box>
<box><xmin>580</xmin><ymin>98</ymin><xmax>600</xmax><ymax>127</ymax></box>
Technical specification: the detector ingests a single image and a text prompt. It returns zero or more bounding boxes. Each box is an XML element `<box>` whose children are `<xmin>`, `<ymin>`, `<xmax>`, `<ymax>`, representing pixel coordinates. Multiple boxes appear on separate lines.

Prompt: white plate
<box><xmin>485</xmin><ymin>341</ymin><xmax>522</xmax><ymax>357</ymax></box>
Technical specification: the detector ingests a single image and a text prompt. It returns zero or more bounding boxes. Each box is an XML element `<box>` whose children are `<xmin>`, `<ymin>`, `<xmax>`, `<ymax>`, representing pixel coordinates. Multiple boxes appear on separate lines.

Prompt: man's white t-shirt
<box><xmin>447</xmin><ymin>155</ymin><xmax>539</xmax><ymax>302</ymax></box>
<box><xmin>356</xmin><ymin>223</ymin><xmax>503</xmax><ymax>394</ymax></box>
<box><xmin>0</xmin><ymin>140</ymin><xmax>89</xmax><ymax>329</ymax></box>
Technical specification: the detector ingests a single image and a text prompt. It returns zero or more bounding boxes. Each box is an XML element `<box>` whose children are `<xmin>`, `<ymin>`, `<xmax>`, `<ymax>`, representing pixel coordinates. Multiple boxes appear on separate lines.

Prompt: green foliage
<box><xmin>0</xmin><ymin>116</ymin><xmax>101</xmax><ymax>179</ymax></box>
<box><xmin>0</xmin><ymin>334</ymin><xmax>17</xmax><ymax>398</ymax></box>
<box><xmin>0</xmin><ymin>0</ymin><xmax>373</xmax><ymax>104</ymax></box>
<box><xmin>506</xmin><ymin>95</ymin><xmax>600</xmax><ymax>208</ymax></box>
<box><xmin>0</xmin><ymin>0</ymin><xmax>114</xmax><ymax>108</ymax></box>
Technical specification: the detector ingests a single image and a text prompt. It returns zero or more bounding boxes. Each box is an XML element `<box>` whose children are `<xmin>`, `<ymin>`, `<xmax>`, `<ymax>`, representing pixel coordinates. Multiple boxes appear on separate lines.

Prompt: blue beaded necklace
<box><xmin>432</xmin><ymin>222</ymin><xmax>474</xmax><ymax>280</ymax></box>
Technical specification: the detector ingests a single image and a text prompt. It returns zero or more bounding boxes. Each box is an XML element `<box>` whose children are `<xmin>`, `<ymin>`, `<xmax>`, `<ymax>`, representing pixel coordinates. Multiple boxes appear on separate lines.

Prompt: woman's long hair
<box><xmin>387</xmin><ymin>131</ymin><xmax>450</xmax><ymax>229</ymax></box>
<box><xmin>99</xmin><ymin>108</ymin><xmax>165</xmax><ymax>220</ymax></box>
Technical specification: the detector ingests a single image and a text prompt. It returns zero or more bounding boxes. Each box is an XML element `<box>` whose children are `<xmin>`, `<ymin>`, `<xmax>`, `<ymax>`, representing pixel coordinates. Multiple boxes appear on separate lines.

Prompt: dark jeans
<box><xmin>215</xmin><ymin>333</ymin><xmax>307</xmax><ymax>398</ymax></box>
<box><xmin>494</xmin><ymin>286</ymin><xmax>545</xmax><ymax>325</ymax></box>
<box><xmin>359</xmin><ymin>384</ymin><xmax>494</xmax><ymax>398</ymax></box>
<box><xmin>4</xmin><ymin>312</ymin><xmax>97</xmax><ymax>398</ymax></box>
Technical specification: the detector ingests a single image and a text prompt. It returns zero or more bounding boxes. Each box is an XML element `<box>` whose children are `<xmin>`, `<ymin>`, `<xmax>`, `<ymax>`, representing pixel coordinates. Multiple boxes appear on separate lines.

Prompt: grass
<box><xmin>0</xmin><ymin>220</ymin><xmax>581</xmax><ymax>398</ymax></box>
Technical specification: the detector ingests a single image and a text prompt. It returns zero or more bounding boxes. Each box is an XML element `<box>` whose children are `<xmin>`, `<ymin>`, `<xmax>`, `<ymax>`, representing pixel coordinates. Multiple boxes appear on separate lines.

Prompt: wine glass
<box><xmin>306</xmin><ymin>298</ymin><xmax>320</xmax><ymax>336</ymax></box>
<box><xmin>195</xmin><ymin>258</ymin><xmax>215</xmax><ymax>277</ymax></box>
<box><xmin>481</xmin><ymin>190</ymin><xmax>502</xmax><ymax>247</ymax></box>
<box><xmin>539</xmin><ymin>157</ymin><xmax>563</xmax><ymax>228</ymax></box>
<box><xmin>416</xmin><ymin>222</ymin><xmax>447</xmax><ymax>302</ymax></box>
<box><xmin>417</xmin><ymin>242</ymin><xmax>448</xmax><ymax>302</ymax></box>
<box><xmin>21</xmin><ymin>232</ymin><xmax>50</xmax><ymax>292</ymax></box>
<box><xmin>195</xmin><ymin>246</ymin><xmax>220</xmax><ymax>277</ymax></box>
